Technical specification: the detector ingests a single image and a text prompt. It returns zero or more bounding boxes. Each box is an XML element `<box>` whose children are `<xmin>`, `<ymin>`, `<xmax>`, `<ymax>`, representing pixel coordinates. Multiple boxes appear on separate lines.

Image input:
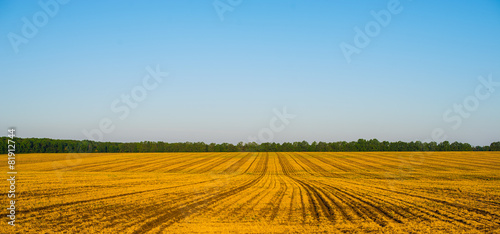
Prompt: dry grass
<box><xmin>1</xmin><ymin>152</ymin><xmax>500</xmax><ymax>233</ymax></box>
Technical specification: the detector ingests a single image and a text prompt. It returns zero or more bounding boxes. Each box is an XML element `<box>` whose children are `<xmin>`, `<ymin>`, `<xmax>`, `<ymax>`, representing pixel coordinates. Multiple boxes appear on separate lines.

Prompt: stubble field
<box><xmin>1</xmin><ymin>152</ymin><xmax>500</xmax><ymax>233</ymax></box>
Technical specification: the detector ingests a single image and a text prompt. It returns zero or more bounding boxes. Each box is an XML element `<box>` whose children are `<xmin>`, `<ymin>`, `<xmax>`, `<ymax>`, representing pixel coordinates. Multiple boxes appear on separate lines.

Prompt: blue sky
<box><xmin>1</xmin><ymin>0</ymin><xmax>499</xmax><ymax>145</ymax></box>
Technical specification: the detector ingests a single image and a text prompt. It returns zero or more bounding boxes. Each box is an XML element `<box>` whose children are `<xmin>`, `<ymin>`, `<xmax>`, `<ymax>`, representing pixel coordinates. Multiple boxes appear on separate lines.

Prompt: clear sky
<box><xmin>1</xmin><ymin>0</ymin><xmax>499</xmax><ymax>146</ymax></box>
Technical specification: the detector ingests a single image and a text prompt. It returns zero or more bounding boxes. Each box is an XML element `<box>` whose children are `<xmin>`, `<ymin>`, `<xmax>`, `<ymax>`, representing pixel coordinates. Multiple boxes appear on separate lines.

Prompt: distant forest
<box><xmin>2</xmin><ymin>137</ymin><xmax>499</xmax><ymax>153</ymax></box>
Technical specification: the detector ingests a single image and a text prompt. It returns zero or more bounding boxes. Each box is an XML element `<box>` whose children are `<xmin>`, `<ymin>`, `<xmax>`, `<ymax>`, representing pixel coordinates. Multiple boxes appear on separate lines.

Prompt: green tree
<box><xmin>438</xmin><ymin>141</ymin><xmax>451</xmax><ymax>151</ymax></box>
<box><xmin>490</xmin><ymin>142</ymin><xmax>500</xmax><ymax>151</ymax></box>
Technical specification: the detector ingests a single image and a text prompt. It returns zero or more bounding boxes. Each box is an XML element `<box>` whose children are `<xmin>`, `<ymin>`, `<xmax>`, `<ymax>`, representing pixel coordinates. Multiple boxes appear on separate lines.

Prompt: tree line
<box><xmin>1</xmin><ymin>137</ymin><xmax>499</xmax><ymax>153</ymax></box>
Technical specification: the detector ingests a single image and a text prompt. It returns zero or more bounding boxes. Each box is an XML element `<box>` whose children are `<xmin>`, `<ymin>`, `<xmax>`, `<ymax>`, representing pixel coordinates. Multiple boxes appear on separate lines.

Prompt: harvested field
<box><xmin>2</xmin><ymin>152</ymin><xmax>500</xmax><ymax>233</ymax></box>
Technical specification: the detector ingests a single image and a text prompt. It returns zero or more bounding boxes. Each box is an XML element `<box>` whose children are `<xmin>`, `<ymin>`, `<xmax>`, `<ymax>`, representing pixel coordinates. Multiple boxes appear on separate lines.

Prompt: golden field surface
<box><xmin>1</xmin><ymin>152</ymin><xmax>500</xmax><ymax>233</ymax></box>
